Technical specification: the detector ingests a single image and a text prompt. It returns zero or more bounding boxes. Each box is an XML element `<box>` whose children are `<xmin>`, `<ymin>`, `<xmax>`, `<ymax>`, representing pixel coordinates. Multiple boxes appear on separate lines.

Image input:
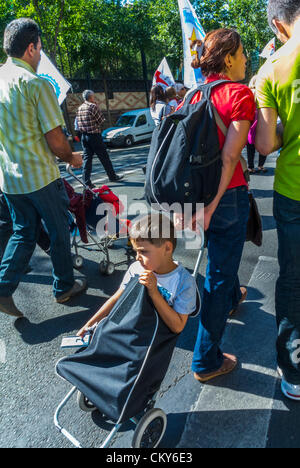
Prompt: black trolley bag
<box><xmin>56</xmin><ymin>277</ymin><xmax>179</xmax><ymax>425</ymax></box>
<box><xmin>145</xmin><ymin>79</ymin><xmax>231</xmax><ymax>212</ymax></box>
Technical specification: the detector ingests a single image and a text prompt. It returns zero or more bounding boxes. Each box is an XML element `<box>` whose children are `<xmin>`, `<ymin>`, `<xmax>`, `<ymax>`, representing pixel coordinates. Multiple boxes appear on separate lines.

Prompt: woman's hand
<box><xmin>203</xmin><ymin>202</ymin><xmax>217</xmax><ymax>231</ymax></box>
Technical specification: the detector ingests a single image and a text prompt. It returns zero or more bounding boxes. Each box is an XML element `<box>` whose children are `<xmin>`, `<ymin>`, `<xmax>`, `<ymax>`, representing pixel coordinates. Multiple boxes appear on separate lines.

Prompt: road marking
<box><xmin>0</xmin><ymin>339</ymin><xmax>6</xmax><ymax>364</ymax></box>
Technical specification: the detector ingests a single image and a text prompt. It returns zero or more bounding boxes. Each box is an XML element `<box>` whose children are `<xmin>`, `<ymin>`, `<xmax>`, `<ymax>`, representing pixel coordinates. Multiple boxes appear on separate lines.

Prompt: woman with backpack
<box><xmin>150</xmin><ymin>85</ymin><xmax>171</xmax><ymax>126</ymax></box>
<box><xmin>187</xmin><ymin>29</ymin><xmax>256</xmax><ymax>382</ymax></box>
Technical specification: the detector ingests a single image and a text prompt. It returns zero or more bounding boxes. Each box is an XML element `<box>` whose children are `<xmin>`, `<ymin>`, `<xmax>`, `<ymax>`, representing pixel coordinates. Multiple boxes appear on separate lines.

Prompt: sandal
<box><xmin>194</xmin><ymin>353</ymin><xmax>238</xmax><ymax>383</ymax></box>
<box><xmin>229</xmin><ymin>286</ymin><xmax>247</xmax><ymax>317</ymax></box>
<box><xmin>248</xmin><ymin>168</ymin><xmax>256</xmax><ymax>174</ymax></box>
<box><xmin>258</xmin><ymin>166</ymin><xmax>268</xmax><ymax>173</ymax></box>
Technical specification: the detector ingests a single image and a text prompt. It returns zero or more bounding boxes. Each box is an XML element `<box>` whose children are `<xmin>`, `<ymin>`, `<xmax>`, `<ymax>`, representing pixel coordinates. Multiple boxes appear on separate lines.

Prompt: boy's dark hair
<box><xmin>3</xmin><ymin>18</ymin><xmax>41</xmax><ymax>58</ymax></box>
<box><xmin>129</xmin><ymin>213</ymin><xmax>177</xmax><ymax>251</ymax></box>
<box><xmin>268</xmin><ymin>0</ymin><xmax>300</xmax><ymax>33</ymax></box>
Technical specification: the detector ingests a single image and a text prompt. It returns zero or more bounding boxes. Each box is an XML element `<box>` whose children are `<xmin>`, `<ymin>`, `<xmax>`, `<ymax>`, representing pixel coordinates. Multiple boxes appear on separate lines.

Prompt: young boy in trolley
<box><xmin>77</xmin><ymin>213</ymin><xmax>198</xmax><ymax>337</ymax></box>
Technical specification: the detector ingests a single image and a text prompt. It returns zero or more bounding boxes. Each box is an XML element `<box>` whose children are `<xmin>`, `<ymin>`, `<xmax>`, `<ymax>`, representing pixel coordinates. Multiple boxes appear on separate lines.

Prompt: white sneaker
<box><xmin>281</xmin><ymin>379</ymin><xmax>300</xmax><ymax>401</ymax></box>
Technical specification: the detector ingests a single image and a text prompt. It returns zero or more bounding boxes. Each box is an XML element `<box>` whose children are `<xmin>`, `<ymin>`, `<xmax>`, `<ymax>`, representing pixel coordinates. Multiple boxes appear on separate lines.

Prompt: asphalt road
<box><xmin>1</xmin><ymin>143</ymin><xmax>300</xmax><ymax>448</ymax></box>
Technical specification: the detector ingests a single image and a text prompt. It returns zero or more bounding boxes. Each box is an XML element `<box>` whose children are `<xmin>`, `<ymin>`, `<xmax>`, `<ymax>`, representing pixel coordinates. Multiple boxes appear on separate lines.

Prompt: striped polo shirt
<box><xmin>0</xmin><ymin>57</ymin><xmax>65</xmax><ymax>194</ymax></box>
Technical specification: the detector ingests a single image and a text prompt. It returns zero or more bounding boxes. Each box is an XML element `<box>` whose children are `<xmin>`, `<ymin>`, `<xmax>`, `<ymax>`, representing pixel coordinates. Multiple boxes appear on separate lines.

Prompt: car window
<box><xmin>135</xmin><ymin>115</ymin><xmax>147</xmax><ymax>127</ymax></box>
<box><xmin>116</xmin><ymin>115</ymin><xmax>135</xmax><ymax>127</ymax></box>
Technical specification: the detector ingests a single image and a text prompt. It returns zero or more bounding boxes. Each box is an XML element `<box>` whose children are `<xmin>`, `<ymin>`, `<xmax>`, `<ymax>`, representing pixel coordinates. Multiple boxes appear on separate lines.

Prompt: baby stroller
<box><xmin>65</xmin><ymin>165</ymin><xmax>133</xmax><ymax>276</ymax></box>
<box><xmin>54</xmin><ymin>230</ymin><xmax>205</xmax><ymax>449</ymax></box>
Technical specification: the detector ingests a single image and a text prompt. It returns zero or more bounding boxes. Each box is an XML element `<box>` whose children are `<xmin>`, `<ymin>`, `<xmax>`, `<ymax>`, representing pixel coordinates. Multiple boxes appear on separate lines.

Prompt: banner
<box><xmin>178</xmin><ymin>0</ymin><xmax>206</xmax><ymax>89</ymax></box>
<box><xmin>259</xmin><ymin>38</ymin><xmax>276</xmax><ymax>59</ymax></box>
<box><xmin>37</xmin><ymin>51</ymin><xmax>72</xmax><ymax>105</ymax></box>
<box><xmin>152</xmin><ymin>57</ymin><xmax>175</xmax><ymax>89</ymax></box>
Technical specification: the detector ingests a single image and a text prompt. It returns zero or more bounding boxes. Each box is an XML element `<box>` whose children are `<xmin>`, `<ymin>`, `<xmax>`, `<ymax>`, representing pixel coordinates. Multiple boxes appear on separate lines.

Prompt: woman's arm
<box><xmin>202</xmin><ymin>120</ymin><xmax>251</xmax><ymax>231</ymax></box>
<box><xmin>77</xmin><ymin>287</ymin><xmax>124</xmax><ymax>337</ymax></box>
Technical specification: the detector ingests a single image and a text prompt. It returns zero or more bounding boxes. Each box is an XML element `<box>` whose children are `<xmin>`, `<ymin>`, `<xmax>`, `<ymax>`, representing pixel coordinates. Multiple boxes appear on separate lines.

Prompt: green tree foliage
<box><xmin>0</xmin><ymin>0</ymin><xmax>273</xmax><ymax>79</ymax></box>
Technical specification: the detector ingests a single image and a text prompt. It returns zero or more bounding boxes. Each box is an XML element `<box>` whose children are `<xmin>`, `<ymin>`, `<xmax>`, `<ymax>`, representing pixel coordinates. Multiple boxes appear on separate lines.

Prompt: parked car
<box><xmin>102</xmin><ymin>108</ymin><xmax>155</xmax><ymax>147</ymax></box>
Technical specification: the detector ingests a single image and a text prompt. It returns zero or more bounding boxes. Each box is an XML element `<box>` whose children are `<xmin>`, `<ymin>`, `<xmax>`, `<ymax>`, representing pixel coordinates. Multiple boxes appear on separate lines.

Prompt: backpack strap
<box><xmin>184</xmin><ymin>79</ymin><xmax>232</xmax><ymax>106</ymax></box>
<box><xmin>212</xmin><ymin>105</ymin><xmax>249</xmax><ymax>180</ymax></box>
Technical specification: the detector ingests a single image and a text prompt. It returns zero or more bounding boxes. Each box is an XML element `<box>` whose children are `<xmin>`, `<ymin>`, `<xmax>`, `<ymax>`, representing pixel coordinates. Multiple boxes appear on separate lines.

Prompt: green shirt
<box><xmin>256</xmin><ymin>30</ymin><xmax>300</xmax><ymax>201</ymax></box>
<box><xmin>0</xmin><ymin>57</ymin><xmax>65</xmax><ymax>195</ymax></box>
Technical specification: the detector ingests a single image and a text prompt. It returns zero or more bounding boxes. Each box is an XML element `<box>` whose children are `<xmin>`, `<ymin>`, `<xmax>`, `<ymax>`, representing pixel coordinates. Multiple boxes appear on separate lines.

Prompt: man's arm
<box><xmin>255</xmin><ymin>107</ymin><xmax>283</xmax><ymax>155</ymax></box>
<box><xmin>44</xmin><ymin>126</ymin><xmax>83</xmax><ymax>168</ymax></box>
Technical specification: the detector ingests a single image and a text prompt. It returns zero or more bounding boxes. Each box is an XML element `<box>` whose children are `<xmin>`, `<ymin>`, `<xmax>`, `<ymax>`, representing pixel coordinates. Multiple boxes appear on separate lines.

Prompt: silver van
<box><xmin>102</xmin><ymin>108</ymin><xmax>155</xmax><ymax>147</ymax></box>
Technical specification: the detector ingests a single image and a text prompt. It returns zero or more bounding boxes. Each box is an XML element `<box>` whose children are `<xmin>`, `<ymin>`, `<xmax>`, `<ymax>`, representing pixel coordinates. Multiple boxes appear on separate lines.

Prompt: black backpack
<box><xmin>145</xmin><ymin>79</ymin><xmax>231</xmax><ymax>212</ymax></box>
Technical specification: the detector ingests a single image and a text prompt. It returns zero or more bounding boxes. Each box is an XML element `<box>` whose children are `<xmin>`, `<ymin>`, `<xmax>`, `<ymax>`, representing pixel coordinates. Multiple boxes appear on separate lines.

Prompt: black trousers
<box><xmin>0</xmin><ymin>191</ymin><xmax>50</xmax><ymax>262</ymax></box>
<box><xmin>81</xmin><ymin>133</ymin><xmax>116</xmax><ymax>185</ymax></box>
<box><xmin>246</xmin><ymin>143</ymin><xmax>267</xmax><ymax>169</ymax></box>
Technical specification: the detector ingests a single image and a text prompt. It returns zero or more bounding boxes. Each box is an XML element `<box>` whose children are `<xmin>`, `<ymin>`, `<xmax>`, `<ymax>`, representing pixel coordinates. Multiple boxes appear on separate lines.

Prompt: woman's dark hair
<box><xmin>3</xmin><ymin>18</ymin><xmax>41</xmax><ymax>58</ymax></box>
<box><xmin>267</xmin><ymin>0</ymin><xmax>300</xmax><ymax>33</ymax></box>
<box><xmin>191</xmin><ymin>28</ymin><xmax>241</xmax><ymax>77</ymax></box>
<box><xmin>150</xmin><ymin>85</ymin><xmax>166</xmax><ymax>110</ymax></box>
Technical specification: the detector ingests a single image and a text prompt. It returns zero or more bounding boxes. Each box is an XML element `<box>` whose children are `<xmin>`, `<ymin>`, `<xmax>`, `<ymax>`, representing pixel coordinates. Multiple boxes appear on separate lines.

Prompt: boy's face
<box><xmin>131</xmin><ymin>239</ymin><xmax>173</xmax><ymax>272</ymax></box>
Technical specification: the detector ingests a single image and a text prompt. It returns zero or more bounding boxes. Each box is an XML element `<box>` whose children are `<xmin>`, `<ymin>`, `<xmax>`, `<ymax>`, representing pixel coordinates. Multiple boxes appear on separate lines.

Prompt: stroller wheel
<box><xmin>131</xmin><ymin>408</ymin><xmax>167</xmax><ymax>449</ymax></box>
<box><xmin>99</xmin><ymin>260</ymin><xmax>115</xmax><ymax>276</ymax></box>
<box><xmin>77</xmin><ymin>391</ymin><xmax>96</xmax><ymax>413</ymax></box>
<box><xmin>73</xmin><ymin>255</ymin><xmax>84</xmax><ymax>269</ymax></box>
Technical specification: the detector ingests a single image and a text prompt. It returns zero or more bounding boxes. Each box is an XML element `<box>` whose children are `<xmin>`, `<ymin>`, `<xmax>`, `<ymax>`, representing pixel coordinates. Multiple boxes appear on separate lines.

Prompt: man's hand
<box><xmin>70</xmin><ymin>152</ymin><xmax>83</xmax><ymax>169</ymax></box>
<box><xmin>139</xmin><ymin>270</ymin><xmax>158</xmax><ymax>297</ymax></box>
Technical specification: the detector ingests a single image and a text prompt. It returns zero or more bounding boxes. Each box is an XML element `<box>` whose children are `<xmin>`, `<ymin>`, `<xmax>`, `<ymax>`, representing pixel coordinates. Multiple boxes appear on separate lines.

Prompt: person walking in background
<box><xmin>165</xmin><ymin>86</ymin><xmax>179</xmax><ymax>113</ymax></box>
<box><xmin>174</xmin><ymin>82</ymin><xmax>188</xmax><ymax>104</ymax></box>
<box><xmin>247</xmin><ymin>75</ymin><xmax>268</xmax><ymax>174</ymax></box>
<box><xmin>150</xmin><ymin>85</ymin><xmax>171</xmax><ymax>126</ymax></box>
<box><xmin>184</xmin><ymin>28</ymin><xmax>255</xmax><ymax>382</ymax></box>
<box><xmin>76</xmin><ymin>90</ymin><xmax>123</xmax><ymax>188</ymax></box>
<box><xmin>0</xmin><ymin>18</ymin><xmax>87</xmax><ymax>318</ymax></box>
<box><xmin>255</xmin><ymin>0</ymin><xmax>300</xmax><ymax>401</ymax></box>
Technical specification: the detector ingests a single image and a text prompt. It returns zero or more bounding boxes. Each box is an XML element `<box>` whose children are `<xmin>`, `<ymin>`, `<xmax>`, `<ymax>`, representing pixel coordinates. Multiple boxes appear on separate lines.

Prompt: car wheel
<box><xmin>124</xmin><ymin>135</ymin><xmax>133</xmax><ymax>147</ymax></box>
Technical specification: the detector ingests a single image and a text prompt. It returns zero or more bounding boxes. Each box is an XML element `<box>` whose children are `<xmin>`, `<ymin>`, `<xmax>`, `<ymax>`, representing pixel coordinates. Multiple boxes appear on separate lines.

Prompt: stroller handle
<box><xmin>66</xmin><ymin>164</ymin><xmax>94</xmax><ymax>192</ymax></box>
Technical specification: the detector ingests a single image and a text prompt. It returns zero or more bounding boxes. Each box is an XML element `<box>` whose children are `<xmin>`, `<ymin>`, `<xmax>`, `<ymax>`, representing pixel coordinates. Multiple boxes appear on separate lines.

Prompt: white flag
<box><xmin>178</xmin><ymin>0</ymin><xmax>206</xmax><ymax>89</ymax></box>
<box><xmin>37</xmin><ymin>51</ymin><xmax>71</xmax><ymax>105</ymax></box>
<box><xmin>152</xmin><ymin>57</ymin><xmax>175</xmax><ymax>89</ymax></box>
<box><xmin>260</xmin><ymin>38</ymin><xmax>276</xmax><ymax>59</ymax></box>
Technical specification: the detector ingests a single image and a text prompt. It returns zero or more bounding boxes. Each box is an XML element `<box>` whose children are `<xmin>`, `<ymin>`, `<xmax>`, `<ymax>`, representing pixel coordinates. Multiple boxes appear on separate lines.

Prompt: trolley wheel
<box><xmin>73</xmin><ymin>255</ymin><xmax>84</xmax><ymax>269</ymax></box>
<box><xmin>131</xmin><ymin>408</ymin><xmax>167</xmax><ymax>449</ymax></box>
<box><xmin>99</xmin><ymin>260</ymin><xmax>115</xmax><ymax>276</ymax></box>
<box><xmin>77</xmin><ymin>391</ymin><xmax>96</xmax><ymax>413</ymax></box>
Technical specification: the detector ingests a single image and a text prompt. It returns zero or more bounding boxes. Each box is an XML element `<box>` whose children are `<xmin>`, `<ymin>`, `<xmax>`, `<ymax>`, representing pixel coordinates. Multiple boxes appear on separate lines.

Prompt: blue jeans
<box><xmin>0</xmin><ymin>191</ymin><xmax>13</xmax><ymax>261</ymax></box>
<box><xmin>0</xmin><ymin>179</ymin><xmax>74</xmax><ymax>298</ymax></box>
<box><xmin>274</xmin><ymin>191</ymin><xmax>300</xmax><ymax>384</ymax></box>
<box><xmin>192</xmin><ymin>186</ymin><xmax>250</xmax><ymax>374</ymax></box>
<box><xmin>81</xmin><ymin>133</ymin><xmax>116</xmax><ymax>185</ymax></box>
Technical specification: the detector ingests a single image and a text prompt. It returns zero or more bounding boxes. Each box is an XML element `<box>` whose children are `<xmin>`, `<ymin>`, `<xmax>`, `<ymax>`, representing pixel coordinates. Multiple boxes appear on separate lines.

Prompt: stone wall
<box><xmin>66</xmin><ymin>91</ymin><xmax>149</xmax><ymax>131</ymax></box>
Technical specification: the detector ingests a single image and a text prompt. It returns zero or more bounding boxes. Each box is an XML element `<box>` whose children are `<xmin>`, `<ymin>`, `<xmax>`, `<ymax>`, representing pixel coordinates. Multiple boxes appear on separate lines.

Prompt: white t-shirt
<box><xmin>168</xmin><ymin>99</ymin><xmax>178</xmax><ymax>110</ymax></box>
<box><xmin>120</xmin><ymin>261</ymin><xmax>197</xmax><ymax>316</ymax></box>
<box><xmin>150</xmin><ymin>101</ymin><xmax>171</xmax><ymax>126</ymax></box>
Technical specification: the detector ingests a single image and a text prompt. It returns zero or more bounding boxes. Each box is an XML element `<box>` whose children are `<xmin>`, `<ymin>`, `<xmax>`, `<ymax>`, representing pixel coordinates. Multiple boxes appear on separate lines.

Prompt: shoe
<box><xmin>109</xmin><ymin>174</ymin><xmax>124</xmax><ymax>182</ymax></box>
<box><xmin>0</xmin><ymin>296</ymin><xmax>24</xmax><ymax>318</ymax></box>
<box><xmin>248</xmin><ymin>168</ymin><xmax>257</xmax><ymax>174</ymax></box>
<box><xmin>229</xmin><ymin>286</ymin><xmax>247</xmax><ymax>316</ymax></box>
<box><xmin>258</xmin><ymin>167</ymin><xmax>268</xmax><ymax>173</ymax></box>
<box><xmin>55</xmin><ymin>278</ymin><xmax>88</xmax><ymax>304</ymax></box>
<box><xmin>87</xmin><ymin>183</ymin><xmax>96</xmax><ymax>189</ymax></box>
<box><xmin>281</xmin><ymin>379</ymin><xmax>300</xmax><ymax>401</ymax></box>
<box><xmin>193</xmin><ymin>353</ymin><xmax>238</xmax><ymax>383</ymax></box>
